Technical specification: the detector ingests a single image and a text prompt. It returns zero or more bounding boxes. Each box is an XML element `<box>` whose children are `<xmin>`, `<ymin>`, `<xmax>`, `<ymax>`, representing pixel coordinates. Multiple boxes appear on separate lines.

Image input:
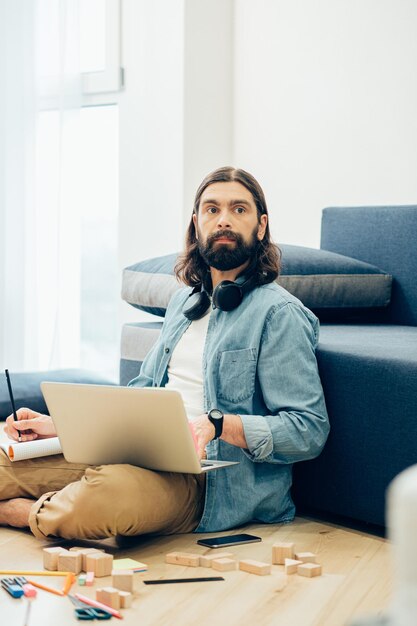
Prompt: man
<box><xmin>0</xmin><ymin>167</ymin><xmax>329</xmax><ymax>539</ymax></box>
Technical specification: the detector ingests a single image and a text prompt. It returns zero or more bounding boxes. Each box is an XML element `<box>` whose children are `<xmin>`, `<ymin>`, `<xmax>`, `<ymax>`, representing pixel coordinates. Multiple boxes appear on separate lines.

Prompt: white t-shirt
<box><xmin>164</xmin><ymin>309</ymin><xmax>211</xmax><ymax>420</ymax></box>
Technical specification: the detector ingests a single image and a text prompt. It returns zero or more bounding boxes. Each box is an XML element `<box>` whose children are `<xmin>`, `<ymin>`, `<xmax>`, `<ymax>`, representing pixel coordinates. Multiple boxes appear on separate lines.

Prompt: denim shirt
<box><xmin>128</xmin><ymin>282</ymin><xmax>329</xmax><ymax>533</ymax></box>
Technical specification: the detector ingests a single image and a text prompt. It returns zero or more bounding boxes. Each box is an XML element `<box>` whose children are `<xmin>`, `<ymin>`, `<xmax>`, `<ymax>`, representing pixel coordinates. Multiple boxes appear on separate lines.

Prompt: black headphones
<box><xmin>183</xmin><ymin>275</ymin><xmax>256</xmax><ymax>321</ymax></box>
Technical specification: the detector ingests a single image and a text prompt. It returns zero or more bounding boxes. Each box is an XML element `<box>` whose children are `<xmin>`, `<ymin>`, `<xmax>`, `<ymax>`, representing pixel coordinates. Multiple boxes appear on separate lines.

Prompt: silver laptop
<box><xmin>40</xmin><ymin>382</ymin><xmax>238</xmax><ymax>474</ymax></box>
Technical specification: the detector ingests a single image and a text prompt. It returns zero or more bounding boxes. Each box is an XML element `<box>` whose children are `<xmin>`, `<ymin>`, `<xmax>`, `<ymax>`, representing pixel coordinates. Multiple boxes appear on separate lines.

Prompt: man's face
<box><xmin>193</xmin><ymin>181</ymin><xmax>267</xmax><ymax>272</ymax></box>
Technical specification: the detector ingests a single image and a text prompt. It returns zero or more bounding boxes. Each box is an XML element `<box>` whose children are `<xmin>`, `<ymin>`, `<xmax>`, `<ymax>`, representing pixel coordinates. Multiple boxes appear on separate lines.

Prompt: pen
<box><xmin>5</xmin><ymin>369</ymin><xmax>21</xmax><ymax>442</ymax></box>
<box><xmin>143</xmin><ymin>576</ymin><xmax>225</xmax><ymax>584</ymax></box>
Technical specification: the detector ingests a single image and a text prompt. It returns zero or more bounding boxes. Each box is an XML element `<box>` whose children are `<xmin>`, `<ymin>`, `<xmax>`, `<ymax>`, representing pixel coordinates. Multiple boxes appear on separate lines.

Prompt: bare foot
<box><xmin>0</xmin><ymin>498</ymin><xmax>33</xmax><ymax>528</ymax></box>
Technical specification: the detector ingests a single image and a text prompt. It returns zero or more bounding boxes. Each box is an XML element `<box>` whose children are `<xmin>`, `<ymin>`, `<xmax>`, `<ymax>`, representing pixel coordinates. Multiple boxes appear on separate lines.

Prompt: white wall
<box><xmin>233</xmin><ymin>0</ymin><xmax>417</xmax><ymax>247</ymax></box>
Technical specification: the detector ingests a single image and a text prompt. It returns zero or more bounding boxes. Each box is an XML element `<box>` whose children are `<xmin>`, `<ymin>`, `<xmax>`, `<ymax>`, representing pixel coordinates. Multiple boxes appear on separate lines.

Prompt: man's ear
<box><xmin>192</xmin><ymin>213</ymin><xmax>198</xmax><ymax>239</ymax></box>
<box><xmin>257</xmin><ymin>214</ymin><xmax>268</xmax><ymax>241</ymax></box>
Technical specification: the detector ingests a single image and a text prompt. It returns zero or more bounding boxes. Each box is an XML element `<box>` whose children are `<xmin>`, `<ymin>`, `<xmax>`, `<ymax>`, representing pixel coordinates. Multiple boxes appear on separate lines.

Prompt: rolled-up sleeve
<box><xmin>240</xmin><ymin>302</ymin><xmax>329</xmax><ymax>464</ymax></box>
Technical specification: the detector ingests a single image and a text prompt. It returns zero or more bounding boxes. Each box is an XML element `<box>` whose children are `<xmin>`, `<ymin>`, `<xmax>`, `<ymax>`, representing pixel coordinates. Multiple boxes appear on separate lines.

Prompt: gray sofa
<box><xmin>120</xmin><ymin>206</ymin><xmax>417</xmax><ymax>530</ymax></box>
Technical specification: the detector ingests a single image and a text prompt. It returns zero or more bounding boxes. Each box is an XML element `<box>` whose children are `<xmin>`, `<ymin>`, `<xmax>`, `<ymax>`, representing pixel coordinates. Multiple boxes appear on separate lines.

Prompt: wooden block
<box><xmin>199</xmin><ymin>552</ymin><xmax>234</xmax><ymax>567</ymax></box>
<box><xmin>165</xmin><ymin>552</ymin><xmax>200</xmax><ymax>567</ymax></box>
<box><xmin>43</xmin><ymin>547</ymin><xmax>66</xmax><ymax>571</ymax></box>
<box><xmin>239</xmin><ymin>559</ymin><xmax>271</xmax><ymax>576</ymax></box>
<box><xmin>96</xmin><ymin>587</ymin><xmax>121</xmax><ymax>609</ymax></box>
<box><xmin>57</xmin><ymin>550</ymin><xmax>82</xmax><ymax>575</ymax></box>
<box><xmin>86</xmin><ymin>553</ymin><xmax>114</xmax><ymax>577</ymax></box>
<box><xmin>79</xmin><ymin>548</ymin><xmax>105</xmax><ymax>572</ymax></box>
<box><xmin>294</xmin><ymin>552</ymin><xmax>317</xmax><ymax>564</ymax></box>
<box><xmin>118</xmin><ymin>591</ymin><xmax>133</xmax><ymax>609</ymax></box>
<box><xmin>85</xmin><ymin>571</ymin><xmax>95</xmax><ymax>586</ymax></box>
<box><xmin>284</xmin><ymin>558</ymin><xmax>303</xmax><ymax>575</ymax></box>
<box><xmin>69</xmin><ymin>546</ymin><xmax>87</xmax><ymax>552</ymax></box>
<box><xmin>78</xmin><ymin>574</ymin><xmax>87</xmax><ymax>586</ymax></box>
<box><xmin>112</xmin><ymin>569</ymin><xmax>134</xmax><ymax>592</ymax></box>
<box><xmin>297</xmin><ymin>563</ymin><xmax>322</xmax><ymax>578</ymax></box>
<box><xmin>272</xmin><ymin>542</ymin><xmax>295</xmax><ymax>565</ymax></box>
<box><xmin>211</xmin><ymin>558</ymin><xmax>237</xmax><ymax>572</ymax></box>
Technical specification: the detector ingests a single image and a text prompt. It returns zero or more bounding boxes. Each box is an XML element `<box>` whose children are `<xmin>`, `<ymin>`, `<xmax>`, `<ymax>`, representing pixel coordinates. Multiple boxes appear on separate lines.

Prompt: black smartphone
<box><xmin>197</xmin><ymin>533</ymin><xmax>262</xmax><ymax>549</ymax></box>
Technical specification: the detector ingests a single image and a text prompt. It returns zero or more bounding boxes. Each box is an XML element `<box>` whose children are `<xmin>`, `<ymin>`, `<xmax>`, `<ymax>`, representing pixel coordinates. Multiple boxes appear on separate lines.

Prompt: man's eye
<box><xmin>207</xmin><ymin>207</ymin><xmax>218</xmax><ymax>214</ymax></box>
<box><xmin>235</xmin><ymin>206</ymin><xmax>246</xmax><ymax>214</ymax></box>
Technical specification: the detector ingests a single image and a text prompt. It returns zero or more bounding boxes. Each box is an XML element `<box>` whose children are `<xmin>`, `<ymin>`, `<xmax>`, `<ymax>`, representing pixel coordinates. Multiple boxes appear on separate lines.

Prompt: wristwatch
<box><xmin>208</xmin><ymin>408</ymin><xmax>224</xmax><ymax>440</ymax></box>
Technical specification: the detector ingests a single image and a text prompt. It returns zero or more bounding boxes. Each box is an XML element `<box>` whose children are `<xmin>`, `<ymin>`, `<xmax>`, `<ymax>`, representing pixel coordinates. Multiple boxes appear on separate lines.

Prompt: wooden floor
<box><xmin>0</xmin><ymin>516</ymin><xmax>391</xmax><ymax>626</ymax></box>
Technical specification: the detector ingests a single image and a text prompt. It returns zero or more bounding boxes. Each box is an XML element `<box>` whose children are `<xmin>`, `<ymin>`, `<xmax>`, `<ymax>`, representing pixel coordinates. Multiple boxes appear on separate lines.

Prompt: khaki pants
<box><xmin>0</xmin><ymin>451</ymin><xmax>205</xmax><ymax>540</ymax></box>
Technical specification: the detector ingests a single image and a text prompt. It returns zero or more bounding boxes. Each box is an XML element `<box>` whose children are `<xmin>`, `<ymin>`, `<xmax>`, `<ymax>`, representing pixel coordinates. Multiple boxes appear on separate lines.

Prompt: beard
<box><xmin>197</xmin><ymin>227</ymin><xmax>260</xmax><ymax>271</ymax></box>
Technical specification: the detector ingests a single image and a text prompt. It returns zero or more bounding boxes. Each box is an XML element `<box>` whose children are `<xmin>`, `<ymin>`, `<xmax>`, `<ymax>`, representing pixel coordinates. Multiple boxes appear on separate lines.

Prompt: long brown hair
<box><xmin>174</xmin><ymin>166</ymin><xmax>281</xmax><ymax>288</ymax></box>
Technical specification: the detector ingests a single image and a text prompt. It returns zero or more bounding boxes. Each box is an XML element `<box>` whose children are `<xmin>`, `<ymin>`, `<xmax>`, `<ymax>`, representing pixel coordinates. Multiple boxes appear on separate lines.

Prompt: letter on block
<box><xmin>284</xmin><ymin>558</ymin><xmax>303</xmax><ymax>575</ymax></box>
<box><xmin>86</xmin><ymin>553</ymin><xmax>114</xmax><ymax>578</ymax></box>
<box><xmin>272</xmin><ymin>542</ymin><xmax>295</xmax><ymax>565</ymax></box>
<box><xmin>294</xmin><ymin>552</ymin><xmax>317</xmax><ymax>564</ymax></box>
<box><xmin>199</xmin><ymin>552</ymin><xmax>234</xmax><ymax>567</ymax></box>
<box><xmin>96</xmin><ymin>587</ymin><xmax>121</xmax><ymax>609</ymax></box>
<box><xmin>118</xmin><ymin>591</ymin><xmax>133</xmax><ymax>608</ymax></box>
<box><xmin>112</xmin><ymin>569</ymin><xmax>134</xmax><ymax>593</ymax></box>
<box><xmin>211</xmin><ymin>558</ymin><xmax>237</xmax><ymax>572</ymax></box>
<box><xmin>239</xmin><ymin>560</ymin><xmax>271</xmax><ymax>576</ymax></box>
<box><xmin>165</xmin><ymin>552</ymin><xmax>200</xmax><ymax>567</ymax></box>
<box><xmin>57</xmin><ymin>550</ymin><xmax>83</xmax><ymax>575</ymax></box>
<box><xmin>297</xmin><ymin>563</ymin><xmax>322</xmax><ymax>578</ymax></box>
<box><xmin>43</xmin><ymin>547</ymin><xmax>66</xmax><ymax>571</ymax></box>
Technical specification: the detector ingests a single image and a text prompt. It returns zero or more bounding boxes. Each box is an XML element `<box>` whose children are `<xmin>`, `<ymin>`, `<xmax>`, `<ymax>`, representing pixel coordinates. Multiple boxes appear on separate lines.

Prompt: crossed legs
<box><xmin>0</xmin><ymin>451</ymin><xmax>205</xmax><ymax>540</ymax></box>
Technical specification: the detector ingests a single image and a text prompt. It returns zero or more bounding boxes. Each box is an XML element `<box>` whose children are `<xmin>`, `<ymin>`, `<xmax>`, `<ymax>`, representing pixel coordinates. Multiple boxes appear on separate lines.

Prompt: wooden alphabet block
<box><xmin>85</xmin><ymin>571</ymin><xmax>95</xmax><ymax>586</ymax></box>
<box><xmin>297</xmin><ymin>563</ymin><xmax>322</xmax><ymax>578</ymax></box>
<box><xmin>165</xmin><ymin>552</ymin><xmax>200</xmax><ymax>567</ymax></box>
<box><xmin>284</xmin><ymin>558</ymin><xmax>303</xmax><ymax>575</ymax></box>
<box><xmin>211</xmin><ymin>558</ymin><xmax>237</xmax><ymax>572</ymax></box>
<box><xmin>96</xmin><ymin>587</ymin><xmax>121</xmax><ymax>609</ymax></box>
<box><xmin>112</xmin><ymin>569</ymin><xmax>134</xmax><ymax>592</ymax></box>
<box><xmin>239</xmin><ymin>559</ymin><xmax>271</xmax><ymax>576</ymax></box>
<box><xmin>78</xmin><ymin>574</ymin><xmax>87</xmax><ymax>586</ymax></box>
<box><xmin>272</xmin><ymin>542</ymin><xmax>295</xmax><ymax>565</ymax></box>
<box><xmin>57</xmin><ymin>550</ymin><xmax>82</xmax><ymax>575</ymax></box>
<box><xmin>118</xmin><ymin>591</ymin><xmax>133</xmax><ymax>608</ymax></box>
<box><xmin>43</xmin><ymin>546</ymin><xmax>66</xmax><ymax>571</ymax></box>
<box><xmin>199</xmin><ymin>552</ymin><xmax>234</xmax><ymax>567</ymax></box>
<box><xmin>86</xmin><ymin>553</ymin><xmax>114</xmax><ymax>577</ymax></box>
<box><xmin>294</xmin><ymin>552</ymin><xmax>317</xmax><ymax>564</ymax></box>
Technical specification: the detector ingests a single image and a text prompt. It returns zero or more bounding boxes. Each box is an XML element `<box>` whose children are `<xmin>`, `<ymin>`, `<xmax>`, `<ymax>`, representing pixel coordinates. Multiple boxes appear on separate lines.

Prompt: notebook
<box><xmin>40</xmin><ymin>382</ymin><xmax>238</xmax><ymax>474</ymax></box>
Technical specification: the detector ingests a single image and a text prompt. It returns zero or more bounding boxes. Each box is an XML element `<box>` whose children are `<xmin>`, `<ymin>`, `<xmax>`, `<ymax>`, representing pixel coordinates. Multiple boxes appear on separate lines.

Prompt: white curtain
<box><xmin>0</xmin><ymin>0</ymin><xmax>82</xmax><ymax>372</ymax></box>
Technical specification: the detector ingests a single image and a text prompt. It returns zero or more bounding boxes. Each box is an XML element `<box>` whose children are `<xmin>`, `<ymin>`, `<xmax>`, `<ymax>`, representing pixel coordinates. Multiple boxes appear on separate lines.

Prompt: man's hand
<box><xmin>4</xmin><ymin>408</ymin><xmax>57</xmax><ymax>442</ymax></box>
<box><xmin>190</xmin><ymin>413</ymin><xmax>249</xmax><ymax>460</ymax></box>
<box><xmin>190</xmin><ymin>414</ymin><xmax>215</xmax><ymax>460</ymax></box>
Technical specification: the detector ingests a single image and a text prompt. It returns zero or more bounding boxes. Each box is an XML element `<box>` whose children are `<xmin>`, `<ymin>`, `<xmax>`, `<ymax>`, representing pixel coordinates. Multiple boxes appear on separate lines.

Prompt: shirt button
<box><xmin>165</xmin><ymin>347</ymin><xmax>170</xmax><ymax>354</ymax></box>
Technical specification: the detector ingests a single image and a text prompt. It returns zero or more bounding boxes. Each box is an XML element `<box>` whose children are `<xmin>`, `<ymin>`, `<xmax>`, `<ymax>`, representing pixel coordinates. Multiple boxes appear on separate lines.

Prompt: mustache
<box><xmin>207</xmin><ymin>230</ymin><xmax>241</xmax><ymax>244</ymax></box>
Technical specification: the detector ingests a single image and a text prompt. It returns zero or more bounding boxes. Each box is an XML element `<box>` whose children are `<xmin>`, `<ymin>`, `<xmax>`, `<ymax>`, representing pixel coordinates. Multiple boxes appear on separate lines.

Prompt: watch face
<box><xmin>210</xmin><ymin>409</ymin><xmax>223</xmax><ymax>420</ymax></box>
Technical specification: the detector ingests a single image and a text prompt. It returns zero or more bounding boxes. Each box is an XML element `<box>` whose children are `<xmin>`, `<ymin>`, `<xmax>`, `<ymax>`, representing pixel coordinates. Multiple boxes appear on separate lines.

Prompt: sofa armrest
<box><xmin>0</xmin><ymin>369</ymin><xmax>116</xmax><ymax>420</ymax></box>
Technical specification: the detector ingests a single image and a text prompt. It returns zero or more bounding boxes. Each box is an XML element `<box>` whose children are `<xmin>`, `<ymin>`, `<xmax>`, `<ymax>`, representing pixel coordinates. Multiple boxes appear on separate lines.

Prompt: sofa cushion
<box><xmin>122</xmin><ymin>245</ymin><xmax>392</xmax><ymax>320</ymax></box>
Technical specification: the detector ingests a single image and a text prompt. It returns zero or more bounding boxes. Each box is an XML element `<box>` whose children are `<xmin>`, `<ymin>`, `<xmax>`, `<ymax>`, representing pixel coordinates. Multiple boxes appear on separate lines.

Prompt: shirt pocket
<box><xmin>216</xmin><ymin>348</ymin><xmax>257</xmax><ymax>404</ymax></box>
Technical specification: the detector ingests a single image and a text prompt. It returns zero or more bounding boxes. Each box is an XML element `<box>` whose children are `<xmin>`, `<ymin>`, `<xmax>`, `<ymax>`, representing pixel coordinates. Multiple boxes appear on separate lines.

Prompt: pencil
<box><xmin>75</xmin><ymin>593</ymin><xmax>123</xmax><ymax>619</ymax></box>
<box><xmin>26</xmin><ymin>579</ymin><xmax>65</xmax><ymax>597</ymax></box>
<box><xmin>5</xmin><ymin>369</ymin><xmax>21</xmax><ymax>442</ymax></box>
<box><xmin>0</xmin><ymin>570</ymin><xmax>72</xmax><ymax>577</ymax></box>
